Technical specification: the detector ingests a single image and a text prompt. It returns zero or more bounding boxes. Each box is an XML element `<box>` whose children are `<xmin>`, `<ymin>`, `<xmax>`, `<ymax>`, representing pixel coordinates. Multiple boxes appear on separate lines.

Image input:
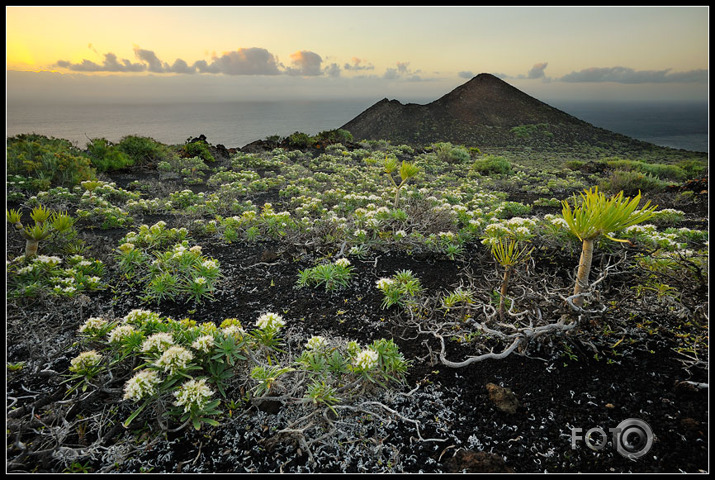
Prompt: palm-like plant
<box><xmin>384</xmin><ymin>156</ymin><xmax>420</xmax><ymax>208</ymax></box>
<box><xmin>7</xmin><ymin>206</ymin><xmax>57</xmax><ymax>258</ymax></box>
<box><xmin>561</xmin><ymin>186</ymin><xmax>657</xmax><ymax>308</ymax></box>
<box><xmin>490</xmin><ymin>237</ymin><xmax>533</xmax><ymax>320</ymax></box>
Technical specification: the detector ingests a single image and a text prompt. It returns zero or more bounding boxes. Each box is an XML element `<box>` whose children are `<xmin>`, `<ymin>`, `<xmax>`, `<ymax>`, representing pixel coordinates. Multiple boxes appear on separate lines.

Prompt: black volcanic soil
<box><xmin>6</xmin><ymin>156</ymin><xmax>708</xmax><ymax>473</ymax></box>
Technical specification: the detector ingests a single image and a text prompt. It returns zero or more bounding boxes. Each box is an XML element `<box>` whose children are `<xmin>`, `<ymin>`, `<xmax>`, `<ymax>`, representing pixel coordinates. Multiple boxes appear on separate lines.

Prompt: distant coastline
<box><xmin>6</xmin><ymin>99</ymin><xmax>708</xmax><ymax>153</ymax></box>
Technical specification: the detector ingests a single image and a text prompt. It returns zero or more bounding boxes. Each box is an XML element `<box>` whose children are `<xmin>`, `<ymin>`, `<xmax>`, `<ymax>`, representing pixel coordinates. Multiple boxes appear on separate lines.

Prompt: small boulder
<box><xmin>486</xmin><ymin>382</ymin><xmax>520</xmax><ymax>414</ymax></box>
<box><xmin>445</xmin><ymin>449</ymin><xmax>514</xmax><ymax>473</ymax></box>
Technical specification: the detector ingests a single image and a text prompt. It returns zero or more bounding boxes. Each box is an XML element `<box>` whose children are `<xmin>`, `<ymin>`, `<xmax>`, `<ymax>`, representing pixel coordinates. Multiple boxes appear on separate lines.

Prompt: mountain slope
<box><xmin>340</xmin><ymin>73</ymin><xmax>652</xmax><ymax>149</ymax></box>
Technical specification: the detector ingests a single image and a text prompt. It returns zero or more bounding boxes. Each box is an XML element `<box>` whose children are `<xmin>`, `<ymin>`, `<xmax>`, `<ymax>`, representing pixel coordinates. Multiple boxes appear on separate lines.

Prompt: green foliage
<box><xmin>561</xmin><ymin>186</ymin><xmax>658</xmax><ymax>242</ymax></box>
<box><xmin>431</xmin><ymin>142</ymin><xmax>472</xmax><ymax>164</ymax></box>
<box><xmin>7</xmin><ymin>205</ymin><xmax>83</xmax><ymax>258</ymax></box>
<box><xmin>375</xmin><ymin>270</ymin><xmax>423</xmax><ymax>310</ymax></box>
<box><xmin>472</xmin><ymin>155</ymin><xmax>513</xmax><ymax>175</ymax></box>
<box><xmin>116</xmin><ymin>230</ymin><xmax>220</xmax><ymax>304</ymax></box>
<box><xmin>297</xmin><ymin>258</ymin><xmax>354</xmax><ymax>292</ymax></box>
<box><xmin>599</xmin><ymin>170</ymin><xmax>670</xmax><ymax>195</ymax></box>
<box><xmin>676</xmin><ymin>159</ymin><xmax>707</xmax><ymax>178</ymax></box>
<box><xmin>182</xmin><ymin>140</ymin><xmax>215</xmax><ymax>163</ymax></box>
<box><xmin>314</xmin><ymin>128</ymin><xmax>353</xmax><ymax>146</ymax></box>
<box><xmin>284</xmin><ymin>131</ymin><xmax>315</xmax><ymax>149</ymax></box>
<box><xmin>7</xmin><ymin>134</ymin><xmax>97</xmax><ymax>189</ymax></box>
<box><xmin>511</xmin><ymin>123</ymin><xmax>553</xmax><ymax>139</ymax></box>
<box><xmin>565</xmin><ymin>160</ymin><xmax>585</xmax><ymax>170</ymax></box>
<box><xmin>85</xmin><ymin>138</ymin><xmax>134</xmax><ymax>172</ymax></box>
<box><xmin>67</xmin><ymin>309</ymin><xmax>408</xmax><ymax>433</ymax></box>
<box><xmin>7</xmin><ymin>253</ymin><xmax>105</xmax><ymax>299</ymax></box>
<box><xmin>117</xmin><ymin>135</ymin><xmax>173</xmax><ymax>166</ymax></box>
<box><xmin>490</xmin><ymin>237</ymin><xmax>534</xmax><ymax>269</ymax></box>
<box><xmin>605</xmin><ymin>158</ymin><xmax>687</xmax><ymax>181</ymax></box>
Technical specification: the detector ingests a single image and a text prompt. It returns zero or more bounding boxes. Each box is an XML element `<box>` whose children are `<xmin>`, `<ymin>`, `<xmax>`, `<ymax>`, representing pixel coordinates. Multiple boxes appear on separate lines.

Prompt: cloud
<box><xmin>560</xmin><ymin>66</ymin><xmax>707</xmax><ymax>84</ymax></box>
<box><xmin>133</xmin><ymin>47</ymin><xmax>168</xmax><ymax>73</ymax></box>
<box><xmin>526</xmin><ymin>62</ymin><xmax>548</xmax><ymax>80</ymax></box>
<box><xmin>344</xmin><ymin>57</ymin><xmax>374</xmax><ymax>71</ymax></box>
<box><xmin>57</xmin><ymin>52</ymin><xmax>145</xmax><ymax>72</ymax></box>
<box><xmin>285</xmin><ymin>50</ymin><xmax>323</xmax><ymax>76</ymax></box>
<box><xmin>383</xmin><ymin>62</ymin><xmax>422</xmax><ymax>81</ymax></box>
<box><xmin>201</xmin><ymin>48</ymin><xmax>281</xmax><ymax>75</ymax></box>
<box><xmin>324</xmin><ymin>63</ymin><xmax>342</xmax><ymax>78</ymax></box>
<box><xmin>458</xmin><ymin>71</ymin><xmax>475</xmax><ymax>79</ymax></box>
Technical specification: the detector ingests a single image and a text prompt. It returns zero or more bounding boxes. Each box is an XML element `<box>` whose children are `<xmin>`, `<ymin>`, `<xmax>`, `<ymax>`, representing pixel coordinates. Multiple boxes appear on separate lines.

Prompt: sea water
<box><xmin>6</xmin><ymin>99</ymin><xmax>708</xmax><ymax>152</ymax></box>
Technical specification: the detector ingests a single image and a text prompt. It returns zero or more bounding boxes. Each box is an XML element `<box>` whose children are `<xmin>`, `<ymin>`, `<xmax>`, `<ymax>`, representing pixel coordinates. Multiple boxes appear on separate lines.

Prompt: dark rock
<box><xmin>486</xmin><ymin>382</ymin><xmax>520</xmax><ymax>414</ymax></box>
<box><xmin>445</xmin><ymin>449</ymin><xmax>514</xmax><ymax>473</ymax></box>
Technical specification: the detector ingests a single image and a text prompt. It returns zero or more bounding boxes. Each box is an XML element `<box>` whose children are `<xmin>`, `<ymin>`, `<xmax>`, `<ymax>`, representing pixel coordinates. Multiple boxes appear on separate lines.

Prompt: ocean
<box><xmin>6</xmin><ymin>99</ymin><xmax>709</xmax><ymax>153</ymax></box>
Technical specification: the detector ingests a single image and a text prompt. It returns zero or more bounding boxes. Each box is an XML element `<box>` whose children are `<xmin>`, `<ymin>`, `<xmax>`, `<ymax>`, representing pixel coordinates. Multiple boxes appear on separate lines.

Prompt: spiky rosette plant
<box><xmin>7</xmin><ymin>205</ymin><xmax>73</xmax><ymax>258</ymax></box>
<box><xmin>561</xmin><ymin>186</ymin><xmax>657</xmax><ymax>308</ymax></box>
<box><xmin>490</xmin><ymin>237</ymin><xmax>534</xmax><ymax>320</ymax></box>
<box><xmin>384</xmin><ymin>156</ymin><xmax>420</xmax><ymax>208</ymax></box>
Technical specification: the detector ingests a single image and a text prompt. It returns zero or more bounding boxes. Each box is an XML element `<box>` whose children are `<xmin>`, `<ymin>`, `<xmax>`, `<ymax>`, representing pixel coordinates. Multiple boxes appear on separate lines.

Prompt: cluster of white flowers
<box><xmin>221</xmin><ymin>325</ymin><xmax>245</xmax><ymax>338</ymax></box>
<box><xmin>69</xmin><ymin>350</ymin><xmax>103</xmax><ymax>374</ymax></box>
<box><xmin>375</xmin><ymin>277</ymin><xmax>395</xmax><ymax>290</ymax></box>
<box><xmin>35</xmin><ymin>255</ymin><xmax>62</xmax><ymax>266</ymax></box>
<box><xmin>78</xmin><ymin>316</ymin><xmax>107</xmax><ymax>335</ymax></box>
<box><xmin>107</xmin><ymin>324</ymin><xmax>136</xmax><ymax>344</ymax></box>
<box><xmin>15</xmin><ymin>264</ymin><xmax>37</xmax><ymax>275</ymax></box>
<box><xmin>334</xmin><ymin>258</ymin><xmax>351</xmax><ymax>268</ymax></box>
<box><xmin>172</xmin><ymin>244</ymin><xmax>188</xmax><ymax>259</ymax></box>
<box><xmin>256</xmin><ymin>312</ymin><xmax>286</xmax><ymax>331</ymax></box>
<box><xmin>155</xmin><ymin>346</ymin><xmax>194</xmax><ymax>374</ymax></box>
<box><xmin>305</xmin><ymin>336</ymin><xmax>327</xmax><ymax>351</ymax></box>
<box><xmin>199</xmin><ymin>260</ymin><xmax>218</xmax><ymax>273</ymax></box>
<box><xmin>192</xmin><ymin>276</ymin><xmax>207</xmax><ymax>286</ymax></box>
<box><xmin>543</xmin><ymin>214</ymin><xmax>569</xmax><ymax>229</ymax></box>
<box><xmin>353</xmin><ymin>348</ymin><xmax>379</xmax><ymax>371</ymax></box>
<box><xmin>124</xmin><ymin>309</ymin><xmax>162</xmax><ymax>325</ymax></box>
<box><xmin>191</xmin><ymin>335</ymin><xmax>215</xmax><ymax>353</ymax></box>
<box><xmin>123</xmin><ymin>369</ymin><xmax>162</xmax><ymax>401</ymax></box>
<box><xmin>141</xmin><ymin>332</ymin><xmax>175</xmax><ymax>353</ymax></box>
<box><xmin>174</xmin><ymin>378</ymin><xmax>215</xmax><ymax>413</ymax></box>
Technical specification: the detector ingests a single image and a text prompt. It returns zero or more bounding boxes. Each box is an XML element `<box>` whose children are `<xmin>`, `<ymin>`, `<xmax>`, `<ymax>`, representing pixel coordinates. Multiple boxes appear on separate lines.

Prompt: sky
<box><xmin>5</xmin><ymin>5</ymin><xmax>710</xmax><ymax>105</ymax></box>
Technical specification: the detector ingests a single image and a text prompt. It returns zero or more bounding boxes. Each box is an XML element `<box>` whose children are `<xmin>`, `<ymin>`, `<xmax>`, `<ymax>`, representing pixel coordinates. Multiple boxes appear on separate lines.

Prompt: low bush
<box><xmin>472</xmin><ymin>155</ymin><xmax>513</xmax><ymax>175</ymax></box>
<box><xmin>182</xmin><ymin>140</ymin><xmax>215</xmax><ymax>163</ymax></box>
<box><xmin>431</xmin><ymin>142</ymin><xmax>472</xmax><ymax>164</ymax></box>
<box><xmin>85</xmin><ymin>138</ymin><xmax>134</xmax><ymax>172</ymax></box>
<box><xmin>117</xmin><ymin>135</ymin><xmax>174</xmax><ymax>167</ymax></box>
<box><xmin>599</xmin><ymin>170</ymin><xmax>671</xmax><ymax>195</ymax></box>
<box><xmin>7</xmin><ymin>134</ymin><xmax>96</xmax><ymax>189</ymax></box>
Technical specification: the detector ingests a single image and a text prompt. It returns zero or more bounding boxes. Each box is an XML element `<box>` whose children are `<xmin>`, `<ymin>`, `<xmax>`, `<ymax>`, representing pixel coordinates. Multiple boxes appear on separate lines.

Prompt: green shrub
<box><xmin>85</xmin><ymin>138</ymin><xmax>134</xmax><ymax>172</ymax></box>
<box><xmin>472</xmin><ymin>155</ymin><xmax>513</xmax><ymax>175</ymax></box>
<box><xmin>605</xmin><ymin>158</ymin><xmax>686</xmax><ymax>181</ymax></box>
<box><xmin>182</xmin><ymin>140</ymin><xmax>215</xmax><ymax>163</ymax></box>
<box><xmin>117</xmin><ymin>135</ymin><xmax>173</xmax><ymax>166</ymax></box>
<box><xmin>565</xmin><ymin>160</ymin><xmax>585</xmax><ymax>171</ymax></box>
<box><xmin>676</xmin><ymin>159</ymin><xmax>707</xmax><ymax>178</ymax></box>
<box><xmin>7</xmin><ymin>134</ymin><xmax>96</xmax><ymax>188</ymax></box>
<box><xmin>431</xmin><ymin>142</ymin><xmax>471</xmax><ymax>164</ymax></box>
<box><xmin>284</xmin><ymin>132</ymin><xmax>315</xmax><ymax>149</ymax></box>
<box><xmin>511</xmin><ymin>123</ymin><xmax>553</xmax><ymax>139</ymax></box>
<box><xmin>314</xmin><ymin>129</ymin><xmax>353</xmax><ymax>146</ymax></box>
<box><xmin>599</xmin><ymin>170</ymin><xmax>670</xmax><ymax>195</ymax></box>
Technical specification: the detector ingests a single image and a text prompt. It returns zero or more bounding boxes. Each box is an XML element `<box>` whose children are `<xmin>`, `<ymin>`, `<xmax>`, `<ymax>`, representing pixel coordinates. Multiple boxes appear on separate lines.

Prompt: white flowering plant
<box><xmin>66</xmin><ymin>306</ymin><xmax>410</xmax><ymax>434</ymax></box>
<box><xmin>376</xmin><ymin>270</ymin><xmax>423</xmax><ymax>310</ymax></box>
<box><xmin>116</xmin><ymin>237</ymin><xmax>221</xmax><ymax>304</ymax></box>
<box><xmin>7</xmin><ymin>253</ymin><xmax>105</xmax><ymax>299</ymax></box>
<box><xmin>296</xmin><ymin>258</ymin><xmax>354</xmax><ymax>292</ymax></box>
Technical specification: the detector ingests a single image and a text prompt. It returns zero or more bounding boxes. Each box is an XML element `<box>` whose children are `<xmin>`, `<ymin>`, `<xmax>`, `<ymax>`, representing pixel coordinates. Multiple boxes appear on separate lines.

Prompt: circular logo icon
<box><xmin>614</xmin><ymin>418</ymin><xmax>653</xmax><ymax>459</ymax></box>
